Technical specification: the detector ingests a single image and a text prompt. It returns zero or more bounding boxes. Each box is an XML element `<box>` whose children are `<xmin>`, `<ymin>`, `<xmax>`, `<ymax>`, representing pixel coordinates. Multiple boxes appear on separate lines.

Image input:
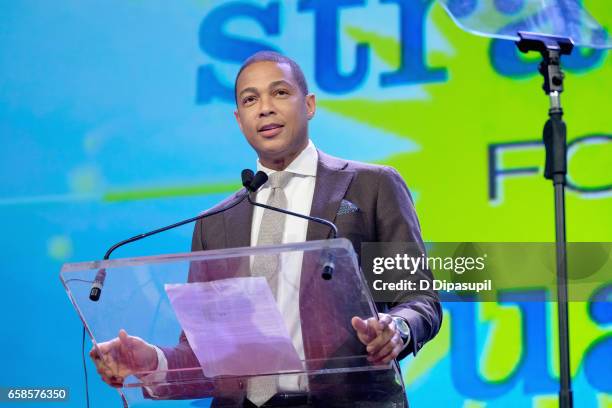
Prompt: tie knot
<box><xmin>267</xmin><ymin>171</ymin><xmax>292</xmax><ymax>189</ymax></box>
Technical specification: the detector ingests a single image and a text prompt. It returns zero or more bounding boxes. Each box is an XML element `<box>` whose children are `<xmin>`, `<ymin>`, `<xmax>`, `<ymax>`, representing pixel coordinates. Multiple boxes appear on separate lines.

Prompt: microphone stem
<box><xmin>90</xmin><ymin>190</ymin><xmax>249</xmax><ymax>301</ymax></box>
<box><xmin>103</xmin><ymin>192</ymin><xmax>249</xmax><ymax>260</ymax></box>
<box><xmin>246</xmin><ymin>194</ymin><xmax>338</xmax><ymax>239</ymax></box>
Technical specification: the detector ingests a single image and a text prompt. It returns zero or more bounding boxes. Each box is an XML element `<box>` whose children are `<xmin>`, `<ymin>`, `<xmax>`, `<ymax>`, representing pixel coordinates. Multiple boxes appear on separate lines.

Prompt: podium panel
<box><xmin>60</xmin><ymin>238</ymin><xmax>404</xmax><ymax>407</ymax></box>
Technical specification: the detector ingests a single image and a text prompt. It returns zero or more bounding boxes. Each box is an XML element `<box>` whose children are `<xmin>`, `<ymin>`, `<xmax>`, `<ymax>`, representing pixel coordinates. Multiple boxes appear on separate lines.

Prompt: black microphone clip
<box><xmin>241</xmin><ymin>169</ymin><xmax>254</xmax><ymax>189</ymax></box>
<box><xmin>241</xmin><ymin>169</ymin><xmax>268</xmax><ymax>193</ymax></box>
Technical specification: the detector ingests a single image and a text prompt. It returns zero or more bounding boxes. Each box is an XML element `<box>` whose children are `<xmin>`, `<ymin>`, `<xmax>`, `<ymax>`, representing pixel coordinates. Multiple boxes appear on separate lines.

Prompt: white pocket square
<box><xmin>337</xmin><ymin>199</ymin><xmax>360</xmax><ymax>215</ymax></box>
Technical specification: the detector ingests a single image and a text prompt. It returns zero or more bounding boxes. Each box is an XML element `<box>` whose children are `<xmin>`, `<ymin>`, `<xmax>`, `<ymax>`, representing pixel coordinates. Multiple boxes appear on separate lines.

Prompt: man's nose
<box><xmin>258</xmin><ymin>97</ymin><xmax>275</xmax><ymax>117</ymax></box>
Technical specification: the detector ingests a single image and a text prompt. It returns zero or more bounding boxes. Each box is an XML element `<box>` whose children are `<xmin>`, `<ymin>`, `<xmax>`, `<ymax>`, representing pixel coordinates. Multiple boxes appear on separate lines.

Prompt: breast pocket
<box><xmin>335</xmin><ymin>211</ymin><xmax>367</xmax><ymax>248</ymax></box>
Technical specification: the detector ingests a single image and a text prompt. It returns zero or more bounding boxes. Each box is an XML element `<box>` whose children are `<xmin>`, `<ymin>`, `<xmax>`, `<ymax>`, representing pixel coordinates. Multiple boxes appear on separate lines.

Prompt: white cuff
<box><xmin>141</xmin><ymin>346</ymin><xmax>168</xmax><ymax>397</ymax></box>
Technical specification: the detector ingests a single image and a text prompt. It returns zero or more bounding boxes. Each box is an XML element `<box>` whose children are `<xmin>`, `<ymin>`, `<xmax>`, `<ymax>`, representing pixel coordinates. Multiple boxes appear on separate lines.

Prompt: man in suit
<box><xmin>91</xmin><ymin>51</ymin><xmax>442</xmax><ymax>407</ymax></box>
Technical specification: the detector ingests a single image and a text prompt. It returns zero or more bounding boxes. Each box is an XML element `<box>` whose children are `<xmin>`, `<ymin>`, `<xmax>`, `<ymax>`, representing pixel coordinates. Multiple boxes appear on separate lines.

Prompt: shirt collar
<box><xmin>256</xmin><ymin>139</ymin><xmax>318</xmax><ymax>177</ymax></box>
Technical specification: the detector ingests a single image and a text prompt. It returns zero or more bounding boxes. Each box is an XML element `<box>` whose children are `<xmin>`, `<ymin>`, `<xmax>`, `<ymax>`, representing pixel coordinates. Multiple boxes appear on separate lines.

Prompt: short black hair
<box><xmin>234</xmin><ymin>51</ymin><xmax>309</xmax><ymax>106</ymax></box>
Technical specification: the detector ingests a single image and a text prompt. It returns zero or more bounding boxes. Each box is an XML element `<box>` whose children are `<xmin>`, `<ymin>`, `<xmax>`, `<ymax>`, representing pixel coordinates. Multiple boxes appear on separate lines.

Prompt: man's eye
<box><xmin>242</xmin><ymin>96</ymin><xmax>256</xmax><ymax>104</ymax></box>
<box><xmin>275</xmin><ymin>89</ymin><xmax>289</xmax><ymax>96</ymax></box>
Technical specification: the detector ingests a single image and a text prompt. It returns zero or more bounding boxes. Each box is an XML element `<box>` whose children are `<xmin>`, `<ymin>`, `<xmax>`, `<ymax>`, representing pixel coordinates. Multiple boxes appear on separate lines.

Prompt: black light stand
<box><xmin>516</xmin><ymin>31</ymin><xmax>574</xmax><ymax>408</ymax></box>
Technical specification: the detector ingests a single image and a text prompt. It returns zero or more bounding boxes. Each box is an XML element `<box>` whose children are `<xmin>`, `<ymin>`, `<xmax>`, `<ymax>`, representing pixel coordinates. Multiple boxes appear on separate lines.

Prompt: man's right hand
<box><xmin>89</xmin><ymin>329</ymin><xmax>159</xmax><ymax>388</ymax></box>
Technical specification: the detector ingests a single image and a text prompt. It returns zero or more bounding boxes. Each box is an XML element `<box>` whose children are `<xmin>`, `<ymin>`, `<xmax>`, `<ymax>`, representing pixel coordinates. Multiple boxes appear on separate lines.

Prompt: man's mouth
<box><xmin>258</xmin><ymin>123</ymin><xmax>284</xmax><ymax>137</ymax></box>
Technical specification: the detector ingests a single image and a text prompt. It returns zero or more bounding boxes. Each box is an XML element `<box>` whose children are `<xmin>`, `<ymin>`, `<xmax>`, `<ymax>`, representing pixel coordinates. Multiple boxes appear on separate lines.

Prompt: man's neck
<box><xmin>259</xmin><ymin>140</ymin><xmax>309</xmax><ymax>171</ymax></box>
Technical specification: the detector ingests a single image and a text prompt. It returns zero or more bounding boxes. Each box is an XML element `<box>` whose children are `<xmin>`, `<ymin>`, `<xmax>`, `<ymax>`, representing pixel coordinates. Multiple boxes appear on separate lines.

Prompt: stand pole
<box><xmin>547</xmin><ymin>89</ymin><xmax>573</xmax><ymax>408</ymax></box>
<box><xmin>554</xmin><ymin>181</ymin><xmax>572</xmax><ymax>408</ymax></box>
<box><xmin>516</xmin><ymin>32</ymin><xmax>574</xmax><ymax>408</ymax></box>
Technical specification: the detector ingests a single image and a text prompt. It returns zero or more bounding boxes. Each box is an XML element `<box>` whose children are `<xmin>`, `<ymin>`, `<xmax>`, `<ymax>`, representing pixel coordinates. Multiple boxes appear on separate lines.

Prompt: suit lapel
<box><xmin>306</xmin><ymin>150</ymin><xmax>353</xmax><ymax>241</ymax></box>
<box><xmin>223</xmin><ymin>194</ymin><xmax>253</xmax><ymax>249</ymax></box>
<box><xmin>301</xmin><ymin>152</ymin><xmax>354</xmax><ymax>366</ymax></box>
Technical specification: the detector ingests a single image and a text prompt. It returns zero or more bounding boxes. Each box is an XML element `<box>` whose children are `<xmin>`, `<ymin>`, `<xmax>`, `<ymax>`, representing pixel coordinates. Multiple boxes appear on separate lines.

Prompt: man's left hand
<box><xmin>351</xmin><ymin>313</ymin><xmax>404</xmax><ymax>365</ymax></box>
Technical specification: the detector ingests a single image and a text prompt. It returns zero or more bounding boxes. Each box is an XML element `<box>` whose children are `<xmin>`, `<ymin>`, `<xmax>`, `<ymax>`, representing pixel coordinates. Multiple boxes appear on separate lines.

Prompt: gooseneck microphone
<box><xmin>89</xmin><ymin>187</ymin><xmax>250</xmax><ymax>301</ymax></box>
<box><xmin>89</xmin><ymin>169</ymin><xmax>340</xmax><ymax>301</ymax></box>
<box><xmin>242</xmin><ymin>169</ymin><xmax>338</xmax><ymax>280</ymax></box>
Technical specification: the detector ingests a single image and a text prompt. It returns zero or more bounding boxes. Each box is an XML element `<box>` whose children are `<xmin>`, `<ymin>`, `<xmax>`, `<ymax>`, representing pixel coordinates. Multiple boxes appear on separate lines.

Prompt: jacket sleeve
<box><xmin>374</xmin><ymin>166</ymin><xmax>443</xmax><ymax>360</ymax></box>
<box><xmin>142</xmin><ymin>219</ymin><xmax>218</xmax><ymax>400</ymax></box>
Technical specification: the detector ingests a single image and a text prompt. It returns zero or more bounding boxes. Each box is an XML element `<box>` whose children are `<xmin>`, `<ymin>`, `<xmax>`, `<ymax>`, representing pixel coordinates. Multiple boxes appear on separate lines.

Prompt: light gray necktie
<box><xmin>252</xmin><ymin>170</ymin><xmax>292</xmax><ymax>297</ymax></box>
<box><xmin>248</xmin><ymin>170</ymin><xmax>292</xmax><ymax>407</ymax></box>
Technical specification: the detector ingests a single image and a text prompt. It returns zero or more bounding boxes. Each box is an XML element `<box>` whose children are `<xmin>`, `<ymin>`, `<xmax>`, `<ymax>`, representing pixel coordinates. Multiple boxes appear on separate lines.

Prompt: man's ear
<box><xmin>305</xmin><ymin>93</ymin><xmax>316</xmax><ymax>120</ymax></box>
<box><xmin>234</xmin><ymin>110</ymin><xmax>244</xmax><ymax>133</ymax></box>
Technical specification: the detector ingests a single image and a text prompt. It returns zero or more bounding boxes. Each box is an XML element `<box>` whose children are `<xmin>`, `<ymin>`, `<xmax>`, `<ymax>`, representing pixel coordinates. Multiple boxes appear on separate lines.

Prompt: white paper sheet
<box><xmin>165</xmin><ymin>277</ymin><xmax>303</xmax><ymax>377</ymax></box>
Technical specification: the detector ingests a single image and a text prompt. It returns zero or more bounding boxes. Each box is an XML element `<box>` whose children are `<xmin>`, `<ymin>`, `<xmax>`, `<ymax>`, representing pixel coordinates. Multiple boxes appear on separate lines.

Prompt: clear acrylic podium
<box><xmin>60</xmin><ymin>238</ymin><xmax>405</xmax><ymax>407</ymax></box>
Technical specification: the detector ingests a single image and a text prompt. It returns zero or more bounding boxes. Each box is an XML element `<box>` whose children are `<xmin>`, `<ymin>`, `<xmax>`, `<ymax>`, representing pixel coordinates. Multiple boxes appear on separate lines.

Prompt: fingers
<box><xmin>366</xmin><ymin>317</ymin><xmax>395</xmax><ymax>356</ymax></box>
<box><xmin>89</xmin><ymin>344</ymin><xmax>110</xmax><ymax>366</ymax></box>
<box><xmin>95</xmin><ymin>357</ymin><xmax>124</xmax><ymax>388</ymax></box>
<box><xmin>115</xmin><ymin>329</ymin><xmax>141</xmax><ymax>368</ymax></box>
<box><xmin>369</xmin><ymin>332</ymin><xmax>402</xmax><ymax>364</ymax></box>
<box><xmin>353</xmin><ymin>314</ymin><xmax>402</xmax><ymax>364</ymax></box>
<box><xmin>377</xmin><ymin>313</ymin><xmax>393</xmax><ymax>330</ymax></box>
<box><xmin>118</xmin><ymin>329</ymin><xmax>135</xmax><ymax>357</ymax></box>
<box><xmin>351</xmin><ymin>316</ymin><xmax>379</xmax><ymax>344</ymax></box>
<box><xmin>119</xmin><ymin>329</ymin><xmax>128</xmax><ymax>342</ymax></box>
<box><xmin>117</xmin><ymin>330</ymin><xmax>133</xmax><ymax>359</ymax></box>
<box><xmin>89</xmin><ymin>331</ymin><xmax>133</xmax><ymax>385</ymax></box>
<box><xmin>351</xmin><ymin>316</ymin><xmax>367</xmax><ymax>334</ymax></box>
<box><xmin>99</xmin><ymin>371</ymin><xmax>124</xmax><ymax>388</ymax></box>
<box><xmin>90</xmin><ymin>342</ymin><xmax>114</xmax><ymax>371</ymax></box>
<box><xmin>95</xmin><ymin>340</ymin><xmax>113</xmax><ymax>356</ymax></box>
<box><xmin>96</xmin><ymin>353</ymin><xmax>128</xmax><ymax>386</ymax></box>
<box><xmin>351</xmin><ymin>317</ymin><xmax>368</xmax><ymax>344</ymax></box>
<box><xmin>109</xmin><ymin>376</ymin><xmax>125</xmax><ymax>388</ymax></box>
<box><xmin>118</xmin><ymin>329</ymin><xmax>152</xmax><ymax>373</ymax></box>
<box><xmin>367</xmin><ymin>317</ymin><xmax>381</xmax><ymax>337</ymax></box>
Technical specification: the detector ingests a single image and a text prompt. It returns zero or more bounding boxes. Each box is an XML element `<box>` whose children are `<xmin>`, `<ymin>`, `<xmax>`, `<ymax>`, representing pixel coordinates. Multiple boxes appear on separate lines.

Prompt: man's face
<box><xmin>234</xmin><ymin>61</ymin><xmax>315</xmax><ymax>166</ymax></box>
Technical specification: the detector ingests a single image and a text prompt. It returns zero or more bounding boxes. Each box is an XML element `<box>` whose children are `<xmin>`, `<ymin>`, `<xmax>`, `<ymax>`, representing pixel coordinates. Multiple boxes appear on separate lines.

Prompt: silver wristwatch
<box><xmin>392</xmin><ymin>316</ymin><xmax>411</xmax><ymax>345</ymax></box>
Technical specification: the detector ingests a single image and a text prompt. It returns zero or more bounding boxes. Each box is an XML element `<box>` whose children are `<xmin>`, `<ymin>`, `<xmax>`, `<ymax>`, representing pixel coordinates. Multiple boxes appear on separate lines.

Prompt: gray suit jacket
<box><xmin>153</xmin><ymin>150</ymin><xmax>442</xmax><ymax>404</ymax></box>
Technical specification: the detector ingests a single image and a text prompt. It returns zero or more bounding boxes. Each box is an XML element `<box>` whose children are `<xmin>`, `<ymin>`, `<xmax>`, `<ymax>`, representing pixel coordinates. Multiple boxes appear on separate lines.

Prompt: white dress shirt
<box><xmin>250</xmin><ymin>140</ymin><xmax>318</xmax><ymax>391</ymax></box>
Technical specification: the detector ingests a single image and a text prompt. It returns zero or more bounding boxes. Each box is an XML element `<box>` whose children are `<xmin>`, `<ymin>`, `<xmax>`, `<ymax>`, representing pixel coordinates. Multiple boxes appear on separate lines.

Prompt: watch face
<box><xmin>394</xmin><ymin>317</ymin><xmax>410</xmax><ymax>336</ymax></box>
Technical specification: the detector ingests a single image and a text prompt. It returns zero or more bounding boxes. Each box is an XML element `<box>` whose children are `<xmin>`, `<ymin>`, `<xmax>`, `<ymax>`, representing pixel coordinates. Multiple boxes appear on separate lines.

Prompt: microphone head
<box><xmin>241</xmin><ymin>169</ymin><xmax>255</xmax><ymax>189</ymax></box>
<box><xmin>89</xmin><ymin>268</ymin><xmax>107</xmax><ymax>301</ymax></box>
<box><xmin>321</xmin><ymin>254</ymin><xmax>335</xmax><ymax>280</ymax></box>
<box><xmin>250</xmin><ymin>171</ymin><xmax>268</xmax><ymax>192</ymax></box>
